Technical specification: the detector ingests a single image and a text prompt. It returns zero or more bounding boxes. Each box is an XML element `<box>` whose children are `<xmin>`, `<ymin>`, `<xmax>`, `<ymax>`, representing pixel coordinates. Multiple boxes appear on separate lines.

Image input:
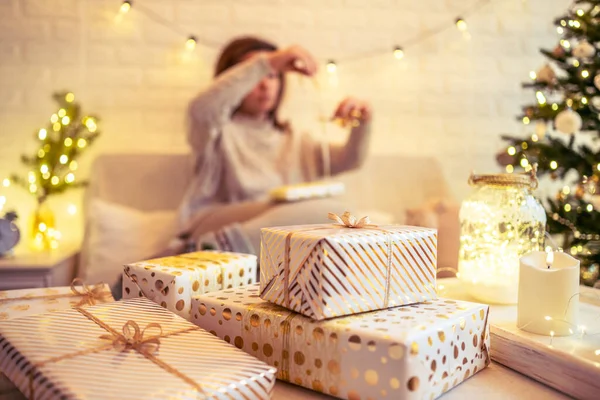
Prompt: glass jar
<box><xmin>458</xmin><ymin>169</ymin><xmax>546</xmax><ymax>304</ymax></box>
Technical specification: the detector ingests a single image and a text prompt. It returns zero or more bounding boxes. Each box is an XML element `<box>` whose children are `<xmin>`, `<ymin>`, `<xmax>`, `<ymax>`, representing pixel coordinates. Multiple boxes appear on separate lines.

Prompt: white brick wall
<box><xmin>0</xmin><ymin>0</ymin><xmax>568</xmax><ymax>243</ymax></box>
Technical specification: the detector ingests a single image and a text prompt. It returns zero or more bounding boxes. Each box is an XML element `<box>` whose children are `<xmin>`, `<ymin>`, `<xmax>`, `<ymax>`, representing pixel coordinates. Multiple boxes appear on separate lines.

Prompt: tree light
<box><xmin>507</xmin><ymin>146</ymin><xmax>516</xmax><ymax>156</ymax></box>
<box><xmin>520</xmin><ymin>158</ymin><xmax>529</xmax><ymax>168</ymax></box>
<box><xmin>455</xmin><ymin>18</ymin><xmax>467</xmax><ymax>32</ymax></box>
<box><xmin>326</xmin><ymin>60</ymin><xmax>337</xmax><ymax>74</ymax></box>
<box><xmin>58</xmin><ymin>109</ymin><xmax>66</xmax><ymax>118</ymax></box>
<box><xmin>29</xmin><ymin>184</ymin><xmax>37</xmax><ymax>193</ymax></box>
<box><xmin>557</xmin><ymin>27</ymin><xmax>564</xmax><ymax>34</ymax></box>
<box><xmin>560</xmin><ymin>39</ymin><xmax>571</xmax><ymax>49</ymax></box>
<box><xmin>582</xmin><ymin>70</ymin><xmax>590</xmax><ymax>78</ymax></box>
<box><xmin>550</xmin><ymin>161</ymin><xmax>558</xmax><ymax>170</ymax></box>
<box><xmin>53</xmin><ymin>122</ymin><xmax>61</xmax><ymax>131</ymax></box>
<box><xmin>61</xmin><ymin>116</ymin><xmax>70</xmax><ymax>125</ymax></box>
<box><xmin>67</xmin><ymin>204</ymin><xmax>77</xmax><ymax>215</ymax></box>
<box><xmin>577</xmin><ymin>9</ymin><xmax>584</xmax><ymax>16</ymax></box>
<box><xmin>506</xmin><ymin>165</ymin><xmax>514</xmax><ymax>173</ymax></box>
<box><xmin>582</xmin><ymin>97</ymin><xmax>588</xmax><ymax>104</ymax></box>
<box><xmin>38</xmin><ymin>129</ymin><xmax>47</xmax><ymax>140</ymax></box>
<box><xmin>77</xmin><ymin>138</ymin><xmax>87</xmax><ymax>148</ymax></box>
<box><xmin>65</xmin><ymin>173</ymin><xmax>75</xmax><ymax>183</ymax></box>
<box><xmin>587</xmin><ymin>204</ymin><xmax>594</xmax><ymax>212</ymax></box>
<box><xmin>186</xmin><ymin>36</ymin><xmax>197</xmax><ymax>51</ymax></box>
<box><xmin>551</xmin><ymin>103</ymin><xmax>559</xmax><ymax>111</ymax></box>
<box><xmin>64</xmin><ymin>137</ymin><xmax>73</xmax><ymax>147</ymax></box>
<box><xmin>51</xmin><ymin>176</ymin><xmax>59</xmax><ymax>185</ymax></box>
<box><xmin>120</xmin><ymin>1</ymin><xmax>131</xmax><ymax>14</ymax></box>
<box><xmin>59</xmin><ymin>154</ymin><xmax>68</xmax><ymax>164</ymax></box>
<box><xmin>536</xmin><ymin>91</ymin><xmax>546</xmax><ymax>104</ymax></box>
<box><xmin>393</xmin><ymin>47</ymin><xmax>404</xmax><ymax>60</ymax></box>
<box><xmin>40</xmin><ymin>164</ymin><xmax>49</xmax><ymax>174</ymax></box>
<box><xmin>69</xmin><ymin>160</ymin><xmax>78</xmax><ymax>171</ymax></box>
<box><xmin>65</xmin><ymin>92</ymin><xmax>75</xmax><ymax>103</ymax></box>
<box><xmin>2</xmin><ymin>178</ymin><xmax>9</xmax><ymax>187</ymax></box>
<box><xmin>50</xmin><ymin>114</ymin><xmax>59</xmax><ymax>123</ymax></box>
<box><xmin>529</xmin><ymin>71</ymin><xmax>536</xmax><ymax>80</ymax></box>
<box><xmin>565</xmin><ymin>204</ymin><xmax>572</xmax><ymax>212</ymax></box>
<box><xmin>522</xmin><ymin>117</ymin><xmax>530</xmax><ymax>124</ymax></box>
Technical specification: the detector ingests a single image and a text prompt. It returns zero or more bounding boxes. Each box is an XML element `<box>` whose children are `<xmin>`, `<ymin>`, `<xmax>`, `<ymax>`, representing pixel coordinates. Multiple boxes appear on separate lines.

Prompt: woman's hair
<box><xmin>215</xmin><ymin>36</ymin><xmax>288</xmax><ymax>131</ymax></box>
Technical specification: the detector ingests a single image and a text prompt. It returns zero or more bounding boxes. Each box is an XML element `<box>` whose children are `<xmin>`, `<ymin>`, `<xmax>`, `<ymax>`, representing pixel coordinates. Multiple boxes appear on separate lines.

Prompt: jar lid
<box><xmin>468</xmin><ymin>164</ymin><xmax>539</xmax><ymax>189</ymax></box>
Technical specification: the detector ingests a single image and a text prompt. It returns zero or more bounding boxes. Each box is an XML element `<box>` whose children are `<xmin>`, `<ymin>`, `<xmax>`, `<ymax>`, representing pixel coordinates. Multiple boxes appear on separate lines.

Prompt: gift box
<box><xmin>0</xmin><ymin>280</ymin><xmax>114</xmax><ymax>397</ymax></box>
<box><xmin>192</xmin><ymin>284</ymin><xmax>490</xmax><ymax>400</ymax></box>
<box><xmin>0</xmin><ymin>297</ymin><xmax>276</xmax><ymax>399</ymax></box>
<box><xmin>123</xmin><ymin>250</ymin><xmax>257</xmax><ymax>320</ymax></box>
<box><xmin>260</xmin><ymin>212</ymin><xmax>438</xmax><ymax>320</ymax></box>
<box><xmin>270</xmin><ymin>180</ymin><xmax>345</xmax><ymax>202</ymax></box>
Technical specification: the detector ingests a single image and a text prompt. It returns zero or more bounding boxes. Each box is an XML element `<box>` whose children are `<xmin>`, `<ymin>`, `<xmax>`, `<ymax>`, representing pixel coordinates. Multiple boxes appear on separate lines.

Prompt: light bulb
<box><xmin>506</xmin><ymin>165</ymin><xmax>514</xmax><ymax>173</ymax></box>
<box><xmin>582</xmin><ymin>70</ymin><xmax>590</xmax><ymax>78</ymax></box>
<box><xmin>573</xmin><ymin>59</ymin><xmax>580</xmax><ymax>67</ymax></box>
<box><xmin>455</xmin><ymin>18</ymin><xmax>467</xmax><ymax>32</ymax></box>
<box><xmin>38</xmin><ymin>129</ymin><xmax>47</xmax><ymax>140</ymax></box>
<box><xmin>2</xmin><ymin>178</ymin><xmax>9</xmax><ymax>187</ymax></box>
<box><xmin>77</xmin><ymin>138</ymin><xmax>87</xmax><ymax>148</ymax></box>
<box><xmin>520</xmin><ymin>158</ymin><xmax>529</xmax><ymax>168</ymax></box>
<box><xmin>69</xmin><ymin>160</ymin><xmax>78</xmax><ymax>171</ymax></box>
<box><xmin>120</xmin><ymin>1</ymin><xmax>131</xmax><ymax>13</ymax></box>
<box><xmin>531</xmin><ymin>134</ymin><xmax>539</xmax><ymax>142</ymax></box>
<box><xmin>393</xmin><ymin>47</ymin><xmax>404</xmax><ymax>60</ymax></box>
<box><xmin>65</xmin><ymin>173</ymin><xmax>75</xmax><ymax>183</ymax></box>
<box><xmin>64</xmin><ymin>137</ymin><xmax>73</xmax><ymax>147</ymax></box>
<box><xmin>522</xmin><ymin>116</ymin><xmax>530</xmax><ymax>124</ymax></box>
<box><xmin>587</xmin><ymin>204</ymin><xmax>594</xmax><ymax>212</ymax></box>
<box><xmin>560</xmin><ymin>39</ymin><xmax>571</xmax><ymax>49</ymax></box>
<box><xmin>58</xmin><ymin>109</ymin><xmax>66</xmax><ymax>118</ymax></box>
<box><xmin>557</xmin><ymin>27</ymin><xmax>564</xmax><ymax>34</ymax></box>
<box><xmin>577</xmin><ymin>9</ymin><xmax>584</xmax><ymax>16</ymax></box>
<box><xmin>565</xmin><ymin>204</ymin><xmax>572</xmax><ymax>212</ymax></box>
<box><xmin>84</xmin><ymin>118</ymin><xmax>97</xmax><ymax>132</ymax></box>
<box><xmin>529</xmin><ymin>71</ymin><xmax>537</xmax><ymax>80</ymax></box>
<box><xmin>597</xmin><ymin>163</ymin><xmax>600</xmax><ymax>171</ymax></box>
<box><xmin>536</xmin><ymin>91</ymin><xmax>546</xmax><ymax>104</ymax></box>
<box><xmin>29</xmin><ymin>183</ymin><xmax>37</xmax><ymax>193</ymax></box>
<box><xmin>67</xmin><ymin>204</ymin><xmax>77</xmax><ymax>215</ymax></box>
<box><xmin>551</xmin><ymin>103</ymin><xmax>559</xmax><ymax>111</ymax></box>
<box><xmin>59</xmin><ymin>154</ymin><xmax>68</xmax><ymax>164</ymax></box>
<box><xmin>28</xmin><ymin>172</ymin><xmax>36</xmax><ymax>183</ymax></box>
<box><xmin>550</xmin><ymin>160</ymin><xmax>558</xmax><ymax>170</ymax></box>
<box><xmin>65</xmin><ymin>92</ymin><xmax>75</xmax><ymax>102</ymax></box>
<box><xmin>53</xmin><ymin>122</ymin><xmax>61</xmax><ymax>132</ymax></box>
<box><xmin>40</xmin><ymin>164</ymin><xmax>49</xmax><ymax>174</ymax></box>
<box><xmin>50</xmin><ymin>114</ymin><xmax>58</xmax><ymax>123</ymax></box>
<box><xmin>186</xmin><ymin>36</ymin><xmax>197</xmax><ymax>51</ymax></box>
<box><xmin>562</xmin><ymin>186</ymin><xmax>571</xmax><ymax>195</ymax></box>
<box><xmin>51</xmin><ymin>176</ymin><xmax>59</xmax><ymax>185</ymax></box>
<box><xmin>582</xmin><ymin>97</ymin><xmax>588</xmax><ymax>104</ymax></box>
<box><xmin>507</xmin><ymin>146</ymin><xmax>516</xmax><ymax>156</ymax></box>
<box><xmin>61</xmin><ymin>116</ymin><xmax>70</xmax><ymax>125</ymax></box>
<box><xmin>326</xmin><ymin>60</ymin><xmax>337</xmax><ymax>74</ymax></box>
<box><xmin>573</xmin><ymin>21</ymin><xmax>581</xmax><ymax>28</ymax></box>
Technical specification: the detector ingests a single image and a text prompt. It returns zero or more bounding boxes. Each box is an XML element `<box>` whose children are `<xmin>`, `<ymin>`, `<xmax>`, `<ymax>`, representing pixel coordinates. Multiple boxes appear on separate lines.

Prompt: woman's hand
<box><xmin>332</xmin><ymin>97</ymin><xmax>372</xmax><ymax>127</ymax></box>
<box><xmin>267</xmin><ymin>45</ymin><xmax>318</xmax><ymax>76</ymax></box>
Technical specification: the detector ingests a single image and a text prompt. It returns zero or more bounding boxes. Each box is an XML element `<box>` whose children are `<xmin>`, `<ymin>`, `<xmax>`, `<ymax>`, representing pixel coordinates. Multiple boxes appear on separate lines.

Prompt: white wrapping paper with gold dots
<box><xmin>123</xmin><ymin>250</ymin><xmax>257</xmax><ymax>320</ymax></box>
<box><xmin>192</xmin><ymin>284</ymin><xmax>490</xmax><ymax>400</ymax></box>
<box><xmin>260</xmin><ymin>224</ymin><xmax>438</xmax><ymax>320</ymax></box>
<box><xmin>0</xmin><ymin>297</ymin><xmax>277</xmax><ymax>399</ymax></box>
<box><xmin>0</xmin><ymin>283</ymin><xmax>114</xmax><ymax>396</ymax></box>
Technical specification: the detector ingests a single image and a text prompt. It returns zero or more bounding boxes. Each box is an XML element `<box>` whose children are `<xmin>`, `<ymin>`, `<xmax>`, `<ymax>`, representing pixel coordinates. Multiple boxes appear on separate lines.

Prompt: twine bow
<box><xmin>70</xmin><ymin>278</ymin><xmax>113</xmax><ymax>307</ymax></box>
<box><xmin>328</xmin><ymin>211</ymin><xmax>373</xmax><ymax>228</ymax></box>
<box><xmin>100</xmin><ymin>320</ymin><xmax>162</xmax><ymax>355</ymax></box>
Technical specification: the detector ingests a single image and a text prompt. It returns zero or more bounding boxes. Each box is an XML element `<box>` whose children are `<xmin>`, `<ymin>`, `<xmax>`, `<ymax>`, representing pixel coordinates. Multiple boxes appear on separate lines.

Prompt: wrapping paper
<box><xmin>193</xmin><ymin>285</ymin><xmax>490</xmax><ymax>400</ymax></box>
<box><xmin>260</xmin><ymin>222</ymin><xmax>437</xmax><ymax>320</ymax></box>
<box><xmin>270</xmin><ymin>181</ymin><xmax>345</xmax><ymax>202</ymax></box>
<box><xmin>123</xmin><ymin>250</ymin><xmax>257</xmax><ymax>320</ymax></box>
<box><xmin>0</xmin><ymin>297</ymin><xmax>276</xmax><ymax>399</ymax></box>
<box><xmin>0</xmin><ymin>282</ymin><xmax>114</xmax><ymax>395</ymax></box>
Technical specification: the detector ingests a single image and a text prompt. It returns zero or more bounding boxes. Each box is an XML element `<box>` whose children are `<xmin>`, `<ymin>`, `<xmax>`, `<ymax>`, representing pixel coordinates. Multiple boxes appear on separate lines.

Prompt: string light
<box><xmin>67</xmin><ymin>204</ymin><xmax>77</xmax><ymax>215</ymax></box>
<box><xmin>120</xmin><ymin>0</ymin><xmax>131</xmax><ymax>14</ymax></box>
<box><xmin>531</xmin><ymin>134</ymin><xmax>539</xmax><ymax>142</ymax></box>
<box><xmin>38</xmin><ymin>129</ymin><xmax>47</xmax><ymax>140</ymax></box>
<box><xmin>2</xmin><ymin>178</ymin><xmax>9</xmax><ymax>187</ymax></box>
<box><xmin>84</xmin><ymin>118</ymin><xmax>97</xmax><ymax>132</ymax></box>
<box><xmin>587</xmin><ymin>204</ymin><xmax>594</xmax><ymax>212</ymax></box>
<box><xmin>557</xmin><ymin>26</ymin><xmax>564</xmax><ymax>34</ymax></box>
<box><xmin>29</xmin><ymin>184</ymin><xmax>37</xmax><ymax>193</ymax></box>
<box><xmin>28</xmin><ymin>172</ymin><xmax>36</xmax><ymax>183</ymax></box>
<box><xmin>507</xmin><ymin>146</ymin><xmax>516</xmax><ymax>156</ymax></box>
<box><xmin>520</xmin><ymin>158</ymin><xmax>529</xmax><ymax>168</ymax></box>
<box><xmin>551</xmin><ymin>103</ymin><xmax>559</xmax><ymax>110</ymax></box>
<box><xmin>521</xmin><ymin>142</ymin><xmax>528</xmax><ymax>150</ymax></box>
<box><xmin>560</xmin><ymin>39</ymin><xmax>571</xmax><ymax>48</ymax></box>
<box><xmin>50</xmin><ymin>114</ymin><xmax>58</xmax><ymax>123</ymax></box>
<box><xmin>597</xmin><ymin>163</ymin><xmax>600</xmax><ymax>171</ymax></box>
<box><xmin>506</xmin><ymin>165</ymin><xmax>514</xmax><ymax>173</ymax></box>
<box><xmin>51</xmin><ymin>176</ymin><xmax>59</xmax><ymax>185</ymax></box>
<box><xmin>522</xmin><ymin>117</ymin><xmax>530</xmax><ymax>124</ymax></box>
<box><xmin>582</xmin><ymin>70</ymin><xmax>590</xmax><ymax>78</ymax></box>
<box><xmin>40</xmin><ymin>164</ymin><xmax>49</xmax><ymax>174</ymax></box>
<box><xmin>529</xmin><ymin>71</ymin><xmax>537</xmax><ymax>80</ymax></box>
<box><xmin>59</xmin><ymin>154</ymin><xmax>68</xmax><ymax>164</ymax></box>
<box><xmin>42</xmin><ymin>172</ymin><xmax>50</xmax><ymax>180</ymax></box>
<box><xmin>582</xmin><ymin>97</ymin><xmax>588</xmax><ymax>105</ymax></box>
<box><xmin>455</xmin><ymin>17</ymin><xmax>468</xmax><ymax>32</ymax></box>
<box><xmin>65</xmin><ymin>92</ymin><xmax>75</xmax><ymax>103</ymax></box>
<box><xmin>550</xmin><ymin>160</ymin><xmax>558</xmax><ymax>170</ymax></box>
<box><xmin>64</xmin><ymin>138</ymin><xmax>73</xmax><ymax>147</ymax></box>
<box><xmin>573</xmin><ymin>20</ymin><xmax>581</xmax><ymax>28</ymax></box>
<box><xmin>572</xmin><ymin>59</ymin><xmax>580</xmax><ymax>67</ymax></box>
<box><xmin>560</xmin><ymin>20</ymin><xmax>567</xmax><ymax>26</ymax></box>
<box><xmin>393</xmin><ymin>46</ymin><xmax>404</xmax><ymax>60</ymax></box>
<box><xmin>58</xmin><ymin>109</ymin><xmax>66</xmax><ymax>118</ymax></box>
<box><xmin>577</xmin><ymin>9</ymin><xmax>585</xmax><ymax>17</ymax></box>
<box><xmin>564</xmin><ymin>204</ymin><xmax>572</xmax><ymax>212</ymax></box>
<box><xmin>535</xmin><ymin>91</ymin><xmax>546</xmax><ymax>105</ymax></box>
<box><xmin>186</xmin><ymin>35</ymin><xmax>197</xmax><ymax>51</ymax></box>
<box><xmin>69</xmin><ymin>160</ymin><xmax>78</xmax><ymax>171</ymax></box>
<box><xmin>562</xmin><ymin>186</ymin><xmax>571</xmax><ymax>195</ymax></box>
<box><xmin>65</xmin><ymin>173</ymin><xmax>75</xmax><ymax>183</ymax></box>
<box><xmin>326</xmin><ymin>60</ymin><xmax>337</xmax><ymax>74</ymax></box>
<box><xmin>53</xmin><ymin>122</ymin><xmax>61</xmax><ymax>132</ymax></box>
<box><xmin>77</xmin><ymin>138</ymin><xmax>87</xmax><ymax>148</ymax></box>
<box><xmin>61</xmin><ymin>116</ymin><xmax>70</xmax><ymax>125</ymax></box>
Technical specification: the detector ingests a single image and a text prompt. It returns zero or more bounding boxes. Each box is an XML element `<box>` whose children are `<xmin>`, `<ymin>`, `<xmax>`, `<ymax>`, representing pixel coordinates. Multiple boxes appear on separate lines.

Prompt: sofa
<box><xmin>78</xmin><ymin>152</ymin><xmax>460</xmax><ymax>290</ymax></box>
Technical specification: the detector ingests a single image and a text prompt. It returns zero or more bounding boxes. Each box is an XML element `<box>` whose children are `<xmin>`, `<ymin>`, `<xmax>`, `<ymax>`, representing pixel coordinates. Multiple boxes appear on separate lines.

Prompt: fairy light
<box><xmin>577</xmin><ymin>9</ymin><xmax>584</xmax><ymax>16</ymax></box>
<box><xmin>67</xmin><ymin>204</ymin><xmax>77</xmax><ymax>215</ymax></box>
<box><xmin>2</xmin><ymin>178</ymin><xmax>9</xmax><ymax>187</ymax></box>
<box><xmin>506</xmin><ymin>165</ymin><xmax>514</xmax><ymax>173</ymax></box>
<box><xmin>582</xmin><ymin>97</ymin><xmax>588</xmax><ymax>105</ymax></box>
<box><xmin>53</xmin><ymin>122</ymin><xmax>61</xmax><ymax>132</ymax></box>
<box><xmin>596</xmin><ymin>163</ymin><xmax>600</xmax><ymax>172</ymax></box>
<box><xmin>58</xmin><ymin>109</ymin><xmax>66</xmax><ymax>118</ymax></box>
<box><xmin>77</xmin><ymin>138</ymin><xmax>87</xmax><ymax>148</ymax></box>
<box><xmin>560</xmin><ymin>39</ymin><xmax>571</xmax><ymax>49</ymax></box>
<box><xmin>455</xmin><ymin>17</ymin><xmax>468</xmax><ymax>32</ymax></box>
<box><xmin>544</xmin><ymin>316</ymin><xmax>552</xmax><ymax>321</ymax></box>
<box><xmin>65</xmin><ymin>92</ymin><xmax>75</xmax><ymax>103</ymax></box>
<box><xmin>536</xmin><ymin>91</ymin><xmax>546</xmax><ymax>104</ymax></box>
<box><xmin>564</xmin><ymin>204</ymin><xmax>572</xmax><ymax>212</ymax></box>
<box><xmin>50</xmin><ymin>114</ymin><xmax>58</xmax><ymax>123</ymax></box>
<box><xmin>84</xmin><ymin>118</ymin><xmax>97</xmax><ymax>132</ymax></box>
<box><xmin>29</xmin><ymin>183</ymin><xmax>37</xmax><ymax>193</ymax></box>
<box><xmin>38</xmin><ymin>129</ymin><xmax>47</xmax><ymax>140</ymax></box>
<box><xmin>64</xmin><ymin>137</ymin><xmax>73</xmax><ymax>147</ymax></box>
<box><xmin>573</xmin><ymin>20</ymin><xmax>581</xmax><ymax>28</ymax></box>
<box><xmin>550</xmin><ymin>161</ymin><xmax>558</xmax><ymax>170</ymax></box>
<box><xmin>529</xmin><ymin>71</ymin><xmax>537</xmax><ymax>80</ymax></box>
<box><xmin>587</xmin><ymin>204</ymin><xmax>594</xmax><ymax>212</ymax></box>
<box><xmin>61</xmin><ymin>116</ymin><xmax>70</xmax><ymax>125</ymax></box>
<box><xmin>185</xmin><ymin>35</ymin><xmax>197</xmax><ymax>51</ymax></box>
<box><xmin>520</xmin><ymin>158</ymin><xmax>529</xmax><ymax>168</ymax></box>
<box><xmin>65</xmin><ymin>173</ymin><xmax>75</xmax><ymax>183</ymax></box>
<box><xmin>582</xmin><ymin>70</ymin><xmax>590</xmax><ymax>78</ymax></box>
<box><xmin>120</xmin><ymin>0</ymin><xmax>131</xmax><ymax>14</ymax></box>
<box><xmin>28</xmin><ymin>172</ymin><xmax>36</xmax><ymax>183</ymax></box>
<box><xmin>522</xmin><ymin>116</ymin><xmax>530</xmax><ymax>124</ymax></box>
<box><xmin>326</xmin><ymin>60</ymin><xmax>337</xmax><ymax>74</ymax></box>
<box><xmin>551</xmin><ymin>103</ymin><xmax>559</xmax><ymax>111</ymax></box>
<box><xmin>42</xmin><ymin>172</ymin><xmax>50</xmax><ymax>180</ymax></box>
<box><xmin>560</xmin><ymin>20</ymin><xmax>567</xmax><ymax>26</ymax></box>
<box><xmin>51</xmin><ymin>176</ymin><xmax>59</xmax><ymax>185</ymax></box>
<box><xmin>573</xmin><ymin>59</ymin><xmax>580</xmax><ymax>67</ymax></box>
<box><xmin>59</xmin><ymin>155</ymin><xmax>68</xmax><ymax>164</ymax></box>
<box><xmin>393</xmin><ymin>47</ymin><xmax>404</xmax><ymax>60</ymax></box>
<box><xmin>38</xmin><ymin>222</ymin><xmax>47</xmax><ymax>232</ymax></box>
<box><xmin>507</xmin><ymin>146</ymin><xmax>516</xmax><ymax>156</ymax></box>
<box><xmin>69</xmin><ymin>160</ymin><xmax>78</xmax><ymax>171</ymax></box>
<box><xmin>562</xmin><ymin>186</ymin><xmax>571</xmax><ymax>195</ymax></box>
<box><xmin>40</xmin><ymin>164</ymin><xmax>49</xmax><ymax>174</ymax></box>
<box><xmin>557</xmin><ymin>26</ymin><xmax>564</xmax><ymax>34</ymax></box>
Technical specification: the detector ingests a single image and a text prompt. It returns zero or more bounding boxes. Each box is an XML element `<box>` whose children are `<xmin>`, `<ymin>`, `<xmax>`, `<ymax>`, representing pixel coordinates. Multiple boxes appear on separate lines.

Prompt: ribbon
<box><xmin>27</xmin><ymin>307</ymin><xmax>203</xmax><ymax>399</ymax></box>
<box><xmin>0</xmin><ymin>278</ymin><xmax>112</xmax><ymax>306</ymax></box>
<box><xmin>281</xmin><ymin>212</ymin><xmax>393</xmax><ymax>312</ymax></box>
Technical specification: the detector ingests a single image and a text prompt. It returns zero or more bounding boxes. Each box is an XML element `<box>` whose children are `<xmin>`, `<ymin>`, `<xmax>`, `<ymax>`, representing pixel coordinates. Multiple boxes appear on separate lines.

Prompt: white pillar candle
<box><xmin>517</xmin><ymin>251</ymin><xmax>580</xmax><ymax>336</ymax></box>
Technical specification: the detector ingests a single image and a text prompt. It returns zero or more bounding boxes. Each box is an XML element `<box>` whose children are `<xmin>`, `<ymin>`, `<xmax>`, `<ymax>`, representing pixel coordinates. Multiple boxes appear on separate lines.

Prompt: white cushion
<box><xmin>80</xmin><ymin>199</ymin><xmax>177</xmax><ymax>288</ymax></box>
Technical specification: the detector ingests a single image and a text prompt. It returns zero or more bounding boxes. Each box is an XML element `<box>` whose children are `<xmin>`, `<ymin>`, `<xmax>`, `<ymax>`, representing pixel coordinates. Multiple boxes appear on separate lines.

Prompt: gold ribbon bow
<box><xmin>281</xmin><ymin>211</ymin><xmax>393</xmax><ymax>312</ymax></box>
<box><xmin>100</xmin><ymin>320</ymin><xmax>162</xmax><ymax>355</ymax></box>
<box><xmin>70</xmin><ymin>278</ymin><xmax>113</xmax><ymax>307</ymax></box>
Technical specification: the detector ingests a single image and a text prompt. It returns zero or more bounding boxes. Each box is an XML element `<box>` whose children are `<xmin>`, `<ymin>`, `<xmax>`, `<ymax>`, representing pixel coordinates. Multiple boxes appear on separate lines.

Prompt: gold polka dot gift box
<box><xmin>0</xmin><ymin>297</ymin><xmax>276</xmax><ymax>399</ymax></box>
<box><xmin>0</xmin><ymin>280</ymin><xmax>114</xmax><ymax>396</ymax></box>
<box><xmin>123</xmin><ymin>250</ymin><xmax>257</xmax><ymax>320</ymax></box>
<box><xmin>193</xmin><ymin>284</ymin><xmax>490</xmax><ymax>400</ymax></box>
<box><xmin>260</xmin><ymin>213</ymin><xmax>438</xmax><ymax>320</ymax></box>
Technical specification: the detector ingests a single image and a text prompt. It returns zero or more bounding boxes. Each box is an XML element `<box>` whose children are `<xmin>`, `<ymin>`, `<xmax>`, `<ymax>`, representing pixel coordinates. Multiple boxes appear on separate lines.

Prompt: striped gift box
<box><xmin>0</xmin><ymin>297</ymin><xmax>276</xmax><ymax>399</ymax></box>
<box><xmin>260</xmin><ymin>213</ymin><xmax>438</xmax><ymax>320</ymax></box>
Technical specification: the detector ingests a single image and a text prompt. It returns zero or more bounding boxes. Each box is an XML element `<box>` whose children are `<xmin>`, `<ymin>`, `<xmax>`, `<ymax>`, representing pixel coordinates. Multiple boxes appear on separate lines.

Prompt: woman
<box><xmin>173</xmin><ymin>36</ymin><xmax>372</xmax><ymax>254</ymax></box>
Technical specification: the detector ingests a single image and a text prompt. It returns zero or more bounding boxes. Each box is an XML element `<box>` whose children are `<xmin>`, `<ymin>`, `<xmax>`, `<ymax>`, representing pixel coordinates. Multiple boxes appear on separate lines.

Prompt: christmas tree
<box><xmin>498</xmin><ymin>1</ymin><xmax>600</xmax><ymax>285</ymax></box>
<box><xmin>9</xmin><ymin>91</ymin><xmax>100</xmax><ymax>250</ymax></box>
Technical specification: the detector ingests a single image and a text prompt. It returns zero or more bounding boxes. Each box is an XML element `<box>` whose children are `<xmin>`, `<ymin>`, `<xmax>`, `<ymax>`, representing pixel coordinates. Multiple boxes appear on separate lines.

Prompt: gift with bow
<box><xmin>260</xmin><ymin>212</ymin><xmax>438</xmax><ymax>320</ymax></box>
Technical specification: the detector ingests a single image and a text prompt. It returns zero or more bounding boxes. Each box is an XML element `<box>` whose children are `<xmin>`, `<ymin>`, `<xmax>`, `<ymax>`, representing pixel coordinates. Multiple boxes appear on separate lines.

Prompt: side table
<box><xmin>0</xmin><ymin>245</ymin><xmax>79</xmax><ymax>290</ymax></box>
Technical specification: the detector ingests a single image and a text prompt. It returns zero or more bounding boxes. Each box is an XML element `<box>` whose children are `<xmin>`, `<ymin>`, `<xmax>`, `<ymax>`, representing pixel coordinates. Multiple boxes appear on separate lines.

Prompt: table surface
<box><xmin>0</xmin><ymin>244</ymin><xmax>78</xmax><ymax>270</ymax></box>
<box><xmin>272</xmin><ymin>279</ymin><xmax>571</xmax><ymax>400</ymax></box>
